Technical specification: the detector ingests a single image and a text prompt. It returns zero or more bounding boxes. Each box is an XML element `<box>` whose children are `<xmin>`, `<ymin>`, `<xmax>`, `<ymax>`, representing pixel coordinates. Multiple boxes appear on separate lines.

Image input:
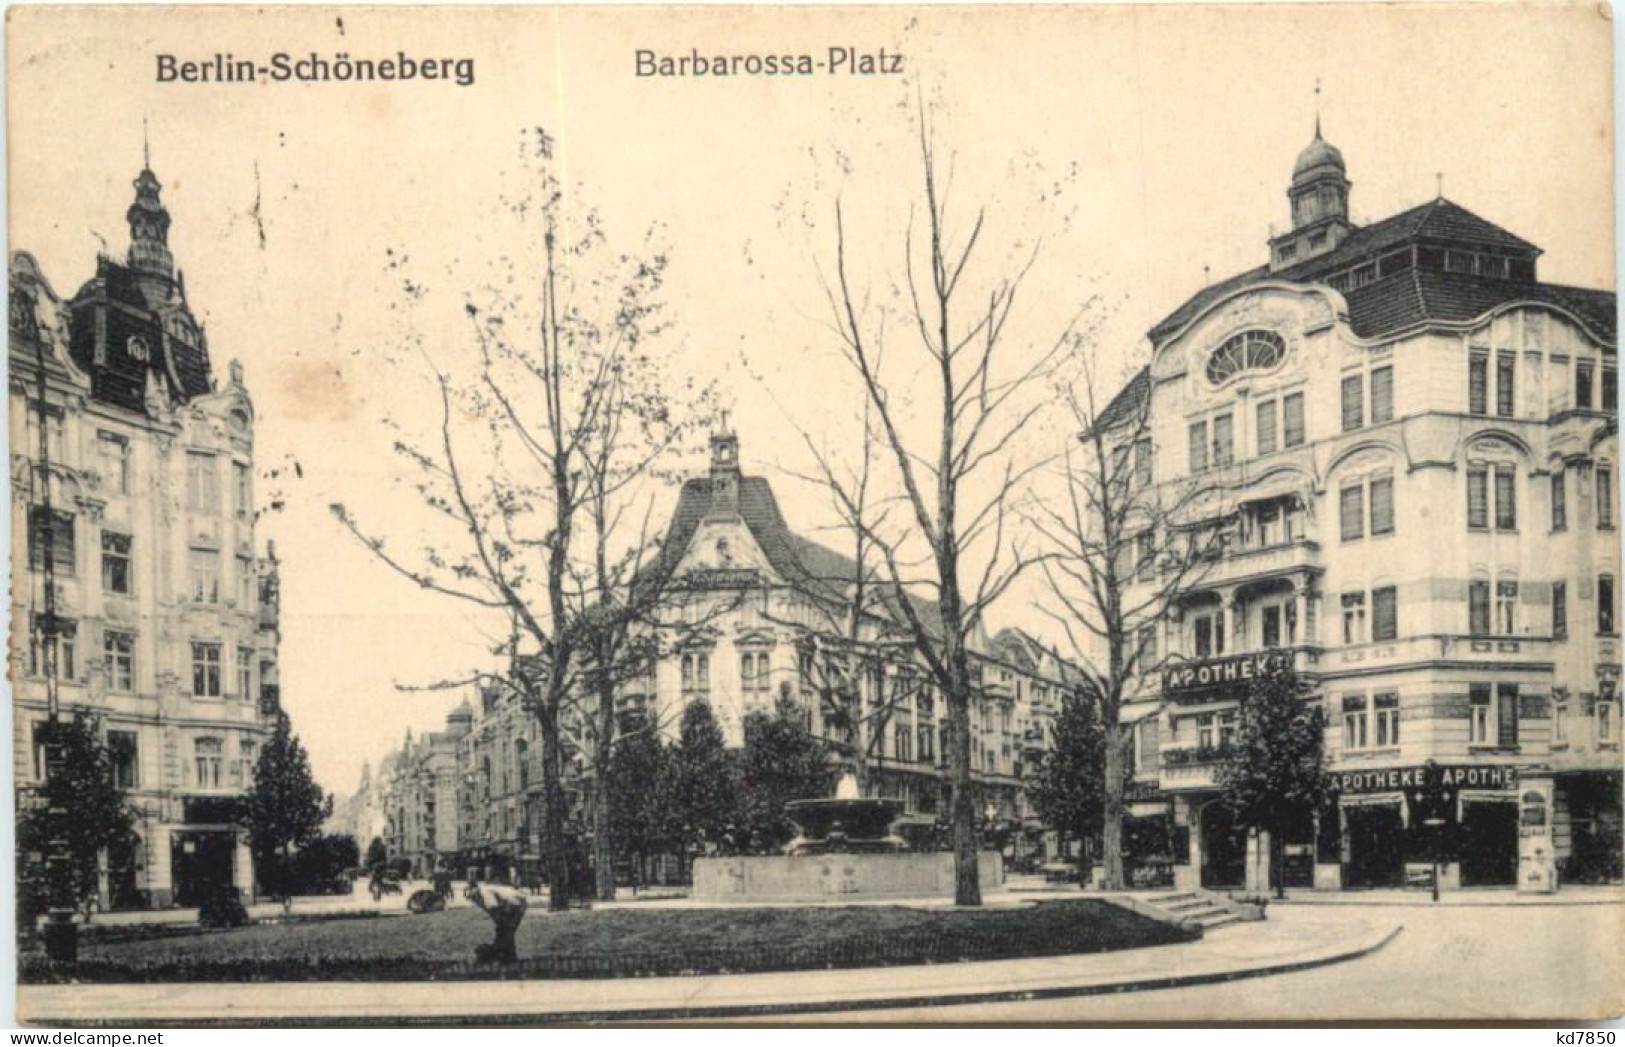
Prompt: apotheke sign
<box><xmin>1163</xmin><ymin>650</ymin><xmax>1291</xmax><ymax>695</ymax></box>
<box><xmin>1333</xmin><ymin>765</ymin><xmax>1517</xmax><ymax>795</ymax></box>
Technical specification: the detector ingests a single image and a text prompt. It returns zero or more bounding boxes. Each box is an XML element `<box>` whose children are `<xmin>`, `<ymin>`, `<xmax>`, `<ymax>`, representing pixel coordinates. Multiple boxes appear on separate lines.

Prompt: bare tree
<box><xmin>332</xmin><ymin>130</ymin><xmax>703</xmax><ymax>911</ymax></box>
<box><xmin>804</xmin><ymin>112</ymin><xmax>1081</xmax><ymax>906</ymax></box>
<box><xmin>1030</xmin><ymin>355</ymin><xmax>1223</xmax><ymax>889</ymax></box>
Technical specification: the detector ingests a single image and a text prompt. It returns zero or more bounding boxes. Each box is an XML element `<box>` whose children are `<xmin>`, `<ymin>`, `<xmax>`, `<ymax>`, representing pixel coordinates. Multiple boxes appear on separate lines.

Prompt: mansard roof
<box><xmin>1146</xmin><ymin>197</ymin><xmax>1605</xmax><ymax>348</ymax></box>
<box><xmin>64</xmin><ymin>257</ymin><xmax>213</xmax><ymax>413</ymax></box>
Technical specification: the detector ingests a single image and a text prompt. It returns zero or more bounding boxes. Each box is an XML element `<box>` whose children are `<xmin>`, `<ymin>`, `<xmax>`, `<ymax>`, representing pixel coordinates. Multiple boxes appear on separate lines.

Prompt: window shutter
<box><xmin>1340</xmin><ymin>485</ymin><xmax>1364</xmax><ymax>541</ymax></box>
<box><xmin>1256</xmin><ymin>400</ymin><xmax>1277</xmax><ymax>455</ymax></box>
<box><xmin>1373</xmin><ymin>587</ymin><xmax>1398</xmax><ymax>641</ymax></box>
<box><xmin>1496</xmin><ymin>353</ymin><xmax>1516</xmax><ymax>417</ymax></box>
<box><xmin>1467</xmin><ymin>469</ymin><xmax>1488</xmax><ymax>529</ymax></box>
<box><xmin>1282</xmin><ymin>394</ymin><xmax>1305</xmax><ymax>447</ymax></box>
<box><xmin>1188</xmin><ymin>421</ymin><xmax>1208</xmax><ymax>473</ymax></box>
<box><xmin>1371</xmin><ymin>366</ymin><xmax>1394</xmax><ymax>423</ymax></box>
<box><xmin>1469</xmin><ymin>581</ymin><xmax>1491</xmax><ymax>635</ymax></box>
<box><xmin>1497</xmin><ymin>684</ymin><xmax>1519</xmax><ymax>746</ymax></box>
<box><xmin>1495</xmin><ymin>466</ymin><xmax>1517</xmax><ymax>530</ymax></box>
<box><xmin>1369</xmin><ymin>477</ymin><xmax>1395</xmax><ymax>535</ymax></box>
<box><xmin>1341</xmin><ymin>374</ymin><xmax>1363</xmax><ymax>431</ymax></box>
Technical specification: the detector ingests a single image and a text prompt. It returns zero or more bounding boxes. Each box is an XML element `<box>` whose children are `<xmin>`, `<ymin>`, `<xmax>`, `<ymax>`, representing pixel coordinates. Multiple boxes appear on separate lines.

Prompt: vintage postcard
<box><xmin>6</xmin><ymin>2</ymin><xmax>1621</xmax><ymax>1026</ymax></box>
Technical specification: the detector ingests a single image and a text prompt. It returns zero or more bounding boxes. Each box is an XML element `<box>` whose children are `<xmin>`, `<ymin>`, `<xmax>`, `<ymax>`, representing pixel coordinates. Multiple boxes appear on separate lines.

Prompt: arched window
<box><xmin>1206</xmin><ymin>330</ymin><xmax>1287</xmax><ymax>385</ymax></box>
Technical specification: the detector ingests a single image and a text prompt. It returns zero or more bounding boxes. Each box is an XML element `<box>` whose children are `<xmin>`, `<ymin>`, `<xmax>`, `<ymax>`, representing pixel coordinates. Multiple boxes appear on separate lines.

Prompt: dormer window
<box><xmin>1206</xmin><ymin>330</ymin><xmax>1287</xmax><ymax>385</ymax></box>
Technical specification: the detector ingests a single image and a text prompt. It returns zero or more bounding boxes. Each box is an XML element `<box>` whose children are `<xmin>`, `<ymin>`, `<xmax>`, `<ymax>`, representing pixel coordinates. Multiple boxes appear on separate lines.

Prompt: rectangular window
<box><xmin>28</xmin><ymin>617</ymin><xmax>77</xmax><ymax>680</ymax></box>
<box><xmin>740</xmin><ymin>651</ymin><xmax>770</xmax><ymax>694</ymax></box>
<box><xmin>1469</xmin><ymin>580</ymin><xmax>1491</xmax><ymax>636</ymax></box>
<box><xmin>97</xmin><ymin>432</ymin><xmax>131</xmax><ymax>494</ymax></box>
<box><xmin>1554</xmin><ymin>700</ymin><xmax>1569</xmax><ymax>744</ymax></box>
<box><xmin>1601</xmin><ymin>702</ymin><xmax>1617</xmax><ymax>743</ymax></box>
<box><xmin>918</xmin><ymin>725</ymin><xmax>934</xmax><ymax>763</ymax></box>
<box><xmin>239</xmin><ymin>740</ymin><xmax>258</xmax><ymax>788</ymax></box>
<box><xmin>192</xmin><ymin>642</ymin><xmax>222</xmax><ymax>698</ymax></box>
<box><xmin>1262</xmin><ymin>605</ymin><xmax>1282</xmax><ymax>649</ymax></box>
<box><xmin>1340</xmin><ymin>485</ymin><xmax>1364</xmax><ymax>541</ymax></box>
<box><xmin>1372</xmin><ymin>586</ymin><xmax>1398</xmax><ymax>642</ymax></box>
<box><xmin>680</xmin><ymin>651</ymin><xmax>711</xmax><ymax>698</ymax></box>
<box><xmin>1342</xmin><ymin>694</ymin><xmax>1368</xmax><ymax>750</ymax></box>
<box><xmin>101</xmin><ymin>531</ymin><xmax>132</xmax><ymax>594</ymax></box>
<box><xmin>1137</xmin><ymin>624</ymin><xmax>1158</xmax><ymax>668</ymax></box>
<box><xmin>1470</xmin><ymin>354</ymin><xmax>1489</xmax><ymax>415</ymax></box>
<box><xmin>1370</xmin><ymin>365</ymin><xmax>1394</xmax><ymax>424</ymax></box>
<box><xmin>1188</xmin><ymin>421</ymin><xmax>1208</xmax><ymax>473</ymax></box>
<box><xmin>1374</xmin><ymin>692</ymin><xmax>1400</xmax><ymax>747</ymax></box>
<box><xmin>1577</xmin><ymin>360</ymin><xmax>1595</xmax><ymax>410</ymax></box>
<box><xmin>1282</xmin><ymin>393</ymin><xmax>1306</xmax><ymax>447</ymax></box>
<box><xmin>1133</xmin><ymin>440</ymin><xmax>1153</xmax><ymax>488</ymax></box>
<box><xmin>1341</xmin><ymin>374</ymin><xmax>1364</xmax><ymax>431</ymax></box>
<box><xmin>1211</xmin><ymin>413</ymin><xmax>1234</xmax><ymax>467</ymax></box>
<box><xmin>1496</xmin><ymin>352</ymin><xmax>1516</xmax><ymax>417</ymax></box>
<box><xmin>189</xmin><ymin>549</ymin><xmax>220</xmax><ymax>604</ymax></box>
<box><xmin>1369</xmin><ymin>477</ymin><xmax>1395</xmax><ymax>535</ymax></box>
<box><xmin>1550</xmin><ymin>355</ymin><xmax>1572</xmax><ymax>413</ymax></box>
<box><xmin>234</xmin><ymin>462</ymin><xmax>251</xmax><ymax>519</ymax></box>
<box><xmin>1342</xmin><ymin>592</ymin><xmax>1367</xmax><ymax>645</ymax></box>
<box><xmin>1600</xmin><ymin>574</ymin><xmax>1617</xmax><ymax>635</ymax></box>
<box><xmin>27</xmin><ymin>507</ymin><xmax>75</xmax><ymax>576</ymax></box>
<box><xmin>109</xmin><ymin>730</ymin><xmax>139</xmax><ymax>790</ymax></box>
<box><xmin>194</xmin><ymin>737</ymin><xmax>223</xmax><ymax>789</ymax></box>
<box><xmin>104</xmin><ymin>630</ymin><xmax>135</xmax><ymax>692</ymax></box>
<box><xmin>1256</xmin><ymin>399</ymin><xmax>1278</xmax><ymax>455</ymax></box>
<box><xmin>1604</xmin><ymin>367</ymin><xmax>1618</xmax><ymax>412</ymax></box>
<box><xmin>1469</xmin><ymin>683</ymin><xmax>1492</xmax><ymax>744</ymax></box>
<box><xmin>1553</xmin><ymin>580</ymin><xmax>1568</xmax><ymax>641</ymax></box>
<box><xmin>236</xmin><ymin>556</ymin><xmax>254</xmax><ymax>608</ymax></box>
<box><xmin>238</xmin><ymin>646</ymin><xmax>254</xmax><ymax>699</ymax></box>
<box><xmin>1467</xmin><ymin>467</ymin><xmax>1489</xmax><ymax>529</ymax></box>
<box><xmin>1599</xmin><ymin>467</ymin><xmax>1614</xmax><ymax>529</ymax></box>
<box><xmin>1495</xmin><ymin>466</ymin><xmax>1517</xmax><ymax>530</ymax></box>
<box><xmin>1497</xmin><ymin>683</ymin><xmax>1520</xmax><ymax>747</ymax></box>
<box><xmin>1496</xmin><ymin>580</ymin><xmax>1519</xmax><ymax>634</ymax></box>
<box><xmin>1552</xmin><ymin>472</ymin><xmax>1567</xmax><ymax>531</ymax></box>
<box><xmin>186</xmin><ymin>452</ymin><xmax>219</xmax><ymax>513</ymax></box>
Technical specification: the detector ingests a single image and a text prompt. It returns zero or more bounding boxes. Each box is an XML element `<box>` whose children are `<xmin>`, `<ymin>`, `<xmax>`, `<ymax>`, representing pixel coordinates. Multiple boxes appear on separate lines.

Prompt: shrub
<box><xmin>198</xmin><ymin>886</ymin><xmax>250</xmax><ymax>929</ymax></box>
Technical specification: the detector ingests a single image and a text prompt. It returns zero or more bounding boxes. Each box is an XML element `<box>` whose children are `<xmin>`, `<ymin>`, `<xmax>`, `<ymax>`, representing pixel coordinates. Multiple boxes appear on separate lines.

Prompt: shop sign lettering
<box><xmin>1332</xmin><ymin>764</ymin><xmax>1516</xmax><ymax>795</ymax></box>
<box><xmin>1163</xmin><ymin>650</ymin><xmax>1291</xmax><ymax>695</ymax></box>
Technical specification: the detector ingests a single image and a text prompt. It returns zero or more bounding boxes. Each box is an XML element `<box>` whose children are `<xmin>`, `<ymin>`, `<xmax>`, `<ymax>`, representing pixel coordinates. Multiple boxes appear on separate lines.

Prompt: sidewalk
<box><xmin>1268</xmin><ymin>885</ymin><xmax>1624</xmax><ymax>907</ymax></box>
<box><xmin>17</xmin><ymin>909</ymin><xmax>1401</xmax><ymax>1025</ymax></box>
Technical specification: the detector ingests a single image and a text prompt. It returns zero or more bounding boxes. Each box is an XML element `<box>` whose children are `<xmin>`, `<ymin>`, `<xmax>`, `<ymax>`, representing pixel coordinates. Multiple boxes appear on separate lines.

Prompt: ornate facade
<box><xmin>10</xmin><ymin>162</ymin><xmax>282</xmax><ymax>909</ymax></box>
<box><xmin>1099</xmin><ymin>125</ymin><xmax>1620</xmax><ymax>892</ymax></box>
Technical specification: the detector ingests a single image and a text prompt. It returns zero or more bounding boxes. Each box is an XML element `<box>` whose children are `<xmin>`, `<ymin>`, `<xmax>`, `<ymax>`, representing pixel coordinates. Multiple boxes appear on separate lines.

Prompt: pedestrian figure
<box><xmin>465</xmin><ymin>875</ymin><xmax>528</xmax><ymax>964</ymax></box>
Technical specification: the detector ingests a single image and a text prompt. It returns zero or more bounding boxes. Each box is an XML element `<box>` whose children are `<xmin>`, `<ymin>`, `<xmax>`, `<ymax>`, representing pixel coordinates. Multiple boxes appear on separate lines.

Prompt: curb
<box><xmin>25</xmin><ymin>924</ymin><xmax>1405</xmax><ymax>1026</ymax></box>
<box><xmin>1274</xmin><ymin>898</ymin><xmax>1623</xmax><ymax>908</ymax></box>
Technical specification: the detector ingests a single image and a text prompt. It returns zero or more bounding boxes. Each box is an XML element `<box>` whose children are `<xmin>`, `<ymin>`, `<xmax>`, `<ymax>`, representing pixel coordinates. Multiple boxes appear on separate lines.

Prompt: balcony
<box><xmin>1155</xmin><ymin>743</ymin><xmax>1236</xmax><ymax>792</ymax></box>
<box><xmin>1193</xmin><ymin>536</ymin><xmax>1322</xmax><ymax>590</ymax></box>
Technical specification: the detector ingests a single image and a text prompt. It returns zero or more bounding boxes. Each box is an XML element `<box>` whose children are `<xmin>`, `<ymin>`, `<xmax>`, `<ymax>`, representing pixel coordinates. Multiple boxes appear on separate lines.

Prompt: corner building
<box><xmin>9</xmin><ymin>163</ymin><xmax>282</xmax><ymax>908</ymax></box>
<box><xmin>1103</xmin><ymin>126</ymin><xmax>1620</xmax><ymax>892</ymax></box>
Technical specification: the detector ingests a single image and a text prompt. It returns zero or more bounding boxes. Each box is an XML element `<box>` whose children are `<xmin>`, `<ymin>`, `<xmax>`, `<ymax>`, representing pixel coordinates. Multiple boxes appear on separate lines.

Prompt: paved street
<box><xmin>819</xmin><ymin>902</ymin><xmax>1625</xmax><ymax>1023</ymax></box>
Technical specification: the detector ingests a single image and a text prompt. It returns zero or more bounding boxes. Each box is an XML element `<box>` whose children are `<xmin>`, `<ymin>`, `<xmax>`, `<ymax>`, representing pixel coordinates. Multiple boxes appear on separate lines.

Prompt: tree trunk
<box><xmin>947</xmin><ymin>664</ymin><xmax>981</xmax><ymax>907</ymax></box>
<box><xmin>593</xmin><ymin>767</ymin><xmax>616</xmax><ymax>902</ymax></box>
<box><xmin>537</xmin><ymin>716</ymin><xmax>571</xmax><ymax>912</ymax></box>
<box><xmin>1100</xmin><ymin>723</ymin><xmax>1126</xmax><ymax>890</ymax></box>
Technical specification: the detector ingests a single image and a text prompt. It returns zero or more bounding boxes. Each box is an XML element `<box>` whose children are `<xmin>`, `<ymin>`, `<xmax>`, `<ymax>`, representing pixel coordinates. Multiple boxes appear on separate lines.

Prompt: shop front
<box><xmin>1326</xmin><ymin>763</ymin><xmax>1520</xmax><ymax>892</ymax></box>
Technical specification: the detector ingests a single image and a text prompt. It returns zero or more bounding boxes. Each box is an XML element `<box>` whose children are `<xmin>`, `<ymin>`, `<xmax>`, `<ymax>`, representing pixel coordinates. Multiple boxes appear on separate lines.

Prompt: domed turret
<box><xmin>1292</xmin><ymin>122</ymin><xmax>1346</xmax><ymax>183</ymax></box>
<box><xmin>1270</xmin><ymin>118</ymin><xmax>1354</xmax><ymax>271</ymax></box>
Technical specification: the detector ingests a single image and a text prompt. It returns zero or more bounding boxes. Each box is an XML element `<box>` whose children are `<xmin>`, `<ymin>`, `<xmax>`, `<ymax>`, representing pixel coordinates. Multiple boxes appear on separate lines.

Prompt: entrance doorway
<box><xmin>1344</xmin><ymin>802</ymin><xmax>1405</xmax><ymax>889</ymax></box>
<box><xmin>1460</xmin><ymin>800</ymin><xmax>1517</xmax><ymax>886</ymax></box>
<box><xmin>172</xmin><ymin>831</ymin><xmax>236</xmax><ymax>907</ymax></box>
<box><xmin>1200</xmin><ymin>802</ymin><xmax>1246</xmax><ymax>889</ymax></box>
<box><xmin>107</xmin><ymin>831</ymin><xmax>144</xmax><ymax>911</ymax></box>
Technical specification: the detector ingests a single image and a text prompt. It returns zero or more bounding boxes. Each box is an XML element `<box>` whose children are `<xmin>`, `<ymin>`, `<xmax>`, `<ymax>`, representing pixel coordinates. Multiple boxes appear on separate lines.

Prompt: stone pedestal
<box><xmin>693</xmin><ymin>851</ymin><xmax>1004</xmax><ymax>903</ymax></box>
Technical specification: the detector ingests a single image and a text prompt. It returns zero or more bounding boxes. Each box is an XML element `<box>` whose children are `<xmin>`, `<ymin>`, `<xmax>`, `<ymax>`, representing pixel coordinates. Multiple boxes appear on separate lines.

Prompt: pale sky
<box><xmin>7</xmin><ymin>4</ymin><xmax>1614</xmax><ymax>797</ymax></box>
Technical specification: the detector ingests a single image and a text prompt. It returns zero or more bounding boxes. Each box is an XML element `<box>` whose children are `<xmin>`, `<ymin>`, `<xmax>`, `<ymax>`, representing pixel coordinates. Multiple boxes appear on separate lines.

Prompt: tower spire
<box><xmin>142</xmin><ymin>117</ymin><xmax>150</xmax><ymax>170</ymax></box>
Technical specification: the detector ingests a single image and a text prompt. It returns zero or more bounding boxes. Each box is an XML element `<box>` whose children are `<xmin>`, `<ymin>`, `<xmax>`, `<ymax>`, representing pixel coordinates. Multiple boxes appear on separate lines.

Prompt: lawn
<box><xmin>22</xmin><ymin>900</ymin><xmax>1196</xmax><ymax>983</ymax></box>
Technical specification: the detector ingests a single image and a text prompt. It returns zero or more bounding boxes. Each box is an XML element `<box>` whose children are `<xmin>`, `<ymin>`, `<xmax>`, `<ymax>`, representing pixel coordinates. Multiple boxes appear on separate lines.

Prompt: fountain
<box><xmin>784</xmin><ymin>773</ymin><xmax>906</xmax><ymax>855</ymax></box>
<box><xmin>691</xmin><ymin>772</ymin><xmax>1003</xmax><ymax>902</ymax></box>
